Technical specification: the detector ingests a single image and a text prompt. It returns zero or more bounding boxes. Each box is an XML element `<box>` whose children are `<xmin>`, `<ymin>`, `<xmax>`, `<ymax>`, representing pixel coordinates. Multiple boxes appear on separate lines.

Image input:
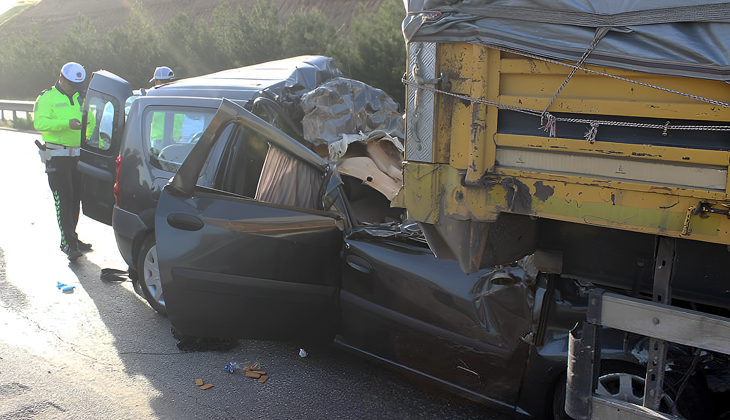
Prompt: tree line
<box><xmin>0</xmin><ymin>0</ymin><xmax>406</xmax><ymax>106</ymax></box>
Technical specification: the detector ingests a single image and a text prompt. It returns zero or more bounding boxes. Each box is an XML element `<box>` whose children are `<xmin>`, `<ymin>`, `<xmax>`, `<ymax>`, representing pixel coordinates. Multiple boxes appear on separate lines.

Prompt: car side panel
<box><xmin>339</xmin><ymin>238</ymin><xmax>534</xmax><ymax>413</ymax></box>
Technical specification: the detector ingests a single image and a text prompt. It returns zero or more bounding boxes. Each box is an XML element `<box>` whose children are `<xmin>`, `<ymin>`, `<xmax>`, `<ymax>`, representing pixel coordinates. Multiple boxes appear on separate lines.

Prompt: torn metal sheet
<box><xmin>328</xmin><ymin>130</ymin><xmax>404</xmax><ymax>161</ymax></box>
<box><xmin>468</xmin><ymin>255</ymin><xmax>536</xmax><ymax>345</ymax></box>
<box><xmin>348</xmin><ymin>220</ymin><xmax>428</xmax><ymax>243</ymax></box>
<box><xmin>301</xmin><ymin>77</ymin><xmax>405</xmax><ymax>146</ymax></box>
<box><xmin>338</xmin><ymin>157</ymin><xmax>402</xmax><ymax>201</ymax></box>
<box><xmin>332</xmin><ymin>131</ymin><xmax>405</xmax><ymax>204</ymax></box>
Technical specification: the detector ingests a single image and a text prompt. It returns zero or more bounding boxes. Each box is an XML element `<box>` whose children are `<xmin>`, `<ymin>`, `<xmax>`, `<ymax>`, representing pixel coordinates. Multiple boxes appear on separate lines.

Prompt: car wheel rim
<box><xmin>596</xmin><ymin>373</ymin><xmax>679</xmax><ymax>415</ymax></box>
<box><xmin>142</xmin><ymin>245</ymin><xmax>165</xmax><ymax>308</ymax></box>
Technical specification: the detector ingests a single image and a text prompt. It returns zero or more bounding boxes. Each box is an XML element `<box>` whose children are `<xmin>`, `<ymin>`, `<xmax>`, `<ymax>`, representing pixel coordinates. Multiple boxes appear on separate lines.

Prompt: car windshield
<box><xmin>124</xmin><ymin>90</ymin><xmax>143</xmax><ymax>119</ymax></box>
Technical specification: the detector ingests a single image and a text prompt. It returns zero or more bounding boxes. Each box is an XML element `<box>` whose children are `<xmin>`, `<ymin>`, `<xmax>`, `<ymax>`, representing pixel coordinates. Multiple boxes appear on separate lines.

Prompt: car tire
<box><xmin>550</xmin><ymin>361</ymin><xmax>713</xmax><ymax>420</ymax></box>
<box><xmin>138</xmin><ymin>235</ymin><xmax>167</xmax><ymax>316</ymax></box>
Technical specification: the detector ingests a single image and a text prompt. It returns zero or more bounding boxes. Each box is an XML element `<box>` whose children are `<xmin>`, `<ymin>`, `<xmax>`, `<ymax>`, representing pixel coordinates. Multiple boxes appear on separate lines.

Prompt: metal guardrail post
<box><xmin>0</xmin><ymin>100</ymin><xmax>35</xmax><ymax>126</ymax></box>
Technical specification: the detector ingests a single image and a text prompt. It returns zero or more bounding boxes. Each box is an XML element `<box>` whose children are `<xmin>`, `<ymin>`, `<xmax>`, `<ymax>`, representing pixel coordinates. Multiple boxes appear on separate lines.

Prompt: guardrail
<box><xmin>0</xmin><ymin>100</ymin><xmax>34</xmax><ymax>125</ymax></box>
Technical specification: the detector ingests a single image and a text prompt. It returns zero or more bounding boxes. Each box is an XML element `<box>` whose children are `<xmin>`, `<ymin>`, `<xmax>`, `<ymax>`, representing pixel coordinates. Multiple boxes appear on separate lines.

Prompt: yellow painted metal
<box><xmin>495</xmin><ymin>134</ymin><xmax>730</xmax><ymax>166</ymax></box>
<box><xmin>404</xmin><ymin>162</ymin><xmax>730</xmax><ymax>245</ymax></box>
<box><xmin>412</xmin><ymin>42</ymin><xmax>730</xmax><ymax>248</ymax></box>
<box><xmin>499</xmin><ymin>96</ymin><xmax>730</xmax><ymax>121</ymax></box>
<box><xmin>440</xmin><ymin>43</ymin><xmax>474</xmax><ymax>170</ymax></box>
<box><xmin>410</xmin><ymin>43</ymin><xmax>730</xmax><ymax>245</ymax></box>
<box><xmin>432</xmin><ymin>43</ymin><xmax>463</xmax><ymax>164</ymax></box>
<box><xmin>402</xmin><ymin>162</ymin><xmax>441</xmax><ymax>224</ymax></box>
<box><xmin>465</xmin><ymin>46</ymin><xmax>500</xmax><ymax>183</ymax></box>
<box><xmin>499</xmin><ymin>58</ymin><xmax>730</xmax><ymax>121</ymax></box>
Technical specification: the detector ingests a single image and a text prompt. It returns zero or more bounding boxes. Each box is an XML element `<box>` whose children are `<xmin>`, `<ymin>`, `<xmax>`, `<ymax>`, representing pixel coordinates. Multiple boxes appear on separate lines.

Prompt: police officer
<box><xmin>150</xmin><ymin>66</ymin><xmax>174</xmax><ymax>86</ymax></box>
<box><xmin>33</xmin><ymin>62</ymin><xmax>92</xmax><ymax>261</ymax></box>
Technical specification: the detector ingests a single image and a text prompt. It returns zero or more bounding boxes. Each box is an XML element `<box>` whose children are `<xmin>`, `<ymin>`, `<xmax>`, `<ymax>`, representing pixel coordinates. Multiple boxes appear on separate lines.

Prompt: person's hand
<box><xmin>69</xmin><ymin>119</ymin><xmax>82</xmax><ymax>130</ymax></box>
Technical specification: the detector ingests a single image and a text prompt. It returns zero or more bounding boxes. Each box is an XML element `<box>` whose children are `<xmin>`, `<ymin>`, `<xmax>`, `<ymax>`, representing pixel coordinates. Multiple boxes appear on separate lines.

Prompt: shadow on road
<box><xmin>67</xmin><ymin>257</ymin><xmax>493</xmax><ymax>420</ymax></box>
<box><xmin>0</xmin><ymin>248</ymin><xmax>29</xmax><ymax>310</ymax></box>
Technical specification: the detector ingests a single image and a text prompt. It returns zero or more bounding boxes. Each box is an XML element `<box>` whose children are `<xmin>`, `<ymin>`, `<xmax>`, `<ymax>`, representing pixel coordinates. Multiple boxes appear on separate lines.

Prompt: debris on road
<box><xmin>299</xmin><ymin>348</ymin><xmax>308</xmax><ymax>358</ymax></box>
<box><xmin>56</xmin><ymin>282</ymin><xmax>75</xmax><ymax>292</ymax></box>
<box><xmin>194</xmin><ymin>378</ymin><xmax>214</xmax><ymax>390</ymax></box>
<box><xmin>100</xmin><ymin>268</ymin><xmax>129</xmax><ymax>282</ymax></box>
<box><xmin>224</xmin><ymin>362</ymin><xmax>269</xmax><ymax>383</ymax></box>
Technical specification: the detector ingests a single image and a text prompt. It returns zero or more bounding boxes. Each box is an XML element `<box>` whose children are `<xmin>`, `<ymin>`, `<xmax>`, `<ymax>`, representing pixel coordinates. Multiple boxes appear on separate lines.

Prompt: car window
<box><xmin>144</xmin><ymin>106</ymin><xmax>216</xmax><ymax>172</ymax></box>
<box><xmin>213</xmin><ymin>125</ymin><xmax>323</xmax><ymax>211</ymax></box>
<box><xmin>124</xmin><ymin>91</ymin><xmax>141</xmax><ymax>119</ymax></box>
<box><xmin>84</xmin><ymin>92</ymin><xmax>119</xmax><ymax>152</ymax></box>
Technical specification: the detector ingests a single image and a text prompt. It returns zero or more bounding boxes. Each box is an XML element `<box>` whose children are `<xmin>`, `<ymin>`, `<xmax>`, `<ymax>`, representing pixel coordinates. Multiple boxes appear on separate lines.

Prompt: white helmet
<box><xmin>150</xmin><ymin>66</ymin><xmax>174</xmax><ymax>83</ymax></box>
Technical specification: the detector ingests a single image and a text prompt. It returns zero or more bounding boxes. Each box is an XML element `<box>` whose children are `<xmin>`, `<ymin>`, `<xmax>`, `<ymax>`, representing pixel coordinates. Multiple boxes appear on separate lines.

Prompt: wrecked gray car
<box><xmin>153</xmin><ymin>77</ymin><xmax>721</xmax><ymax>418</ymax></box>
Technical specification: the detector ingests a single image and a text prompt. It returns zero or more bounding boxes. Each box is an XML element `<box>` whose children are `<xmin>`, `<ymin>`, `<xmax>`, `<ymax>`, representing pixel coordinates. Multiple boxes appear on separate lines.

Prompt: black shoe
<box><xmin>77</xmin><ymin>240</ymin><xmax>93</xmax><ymax>252</ymax></box>
<box><xmin>61</xmin><ymin>243</ymin><xmax>82</xmax><ymax>261</ymax></box>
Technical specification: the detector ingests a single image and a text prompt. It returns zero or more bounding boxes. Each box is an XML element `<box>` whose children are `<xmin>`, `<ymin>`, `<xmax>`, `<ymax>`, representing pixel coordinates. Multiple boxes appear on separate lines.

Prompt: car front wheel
<box><xmin>138</xmin><ymin>235</ymin><xmax>167</xmax><ymax>316</ymax></box>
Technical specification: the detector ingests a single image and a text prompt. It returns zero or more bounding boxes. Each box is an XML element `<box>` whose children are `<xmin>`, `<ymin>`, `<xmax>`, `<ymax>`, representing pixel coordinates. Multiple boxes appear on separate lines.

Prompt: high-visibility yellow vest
<box><xmin>150</xmin><ymin>112</ymin><xmax>184</xmax><ymax>142</ymax></box>
<box><xmin>33</xmin><ymin>87</ymin><xmax>85</xmax><ymax>147</ymax></box>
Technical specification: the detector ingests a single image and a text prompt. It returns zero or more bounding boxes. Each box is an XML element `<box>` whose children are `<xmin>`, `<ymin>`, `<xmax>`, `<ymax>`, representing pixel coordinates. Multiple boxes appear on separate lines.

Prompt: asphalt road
<box><xmin>0</xmin><ymin>129</ymin><xmax>500</xmax><ymax>420</ymax></box>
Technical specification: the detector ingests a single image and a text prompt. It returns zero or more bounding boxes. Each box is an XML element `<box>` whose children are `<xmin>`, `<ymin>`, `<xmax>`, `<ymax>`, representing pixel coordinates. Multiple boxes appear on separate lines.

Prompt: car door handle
<box><xmin>166</xmin><ymin>213</ymin><xmax>204</xmax><ymax>231</ymax></box>
<box><xmin>346</xmin><ymin>254</ymin><xmax>372</xmax><ymax>274</ymax></box>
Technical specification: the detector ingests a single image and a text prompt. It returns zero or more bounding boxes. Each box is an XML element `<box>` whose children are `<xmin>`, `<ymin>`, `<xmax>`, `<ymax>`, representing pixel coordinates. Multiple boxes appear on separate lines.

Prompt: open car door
<box><xmin>155</xmin><ymin>100</ymin><xmax>343</xmax><ymax>341</ymax></box>
<box><xmin>79</xmin><ymin>70</ymin><xmax>132</xmax><ymax>225</ymax></box>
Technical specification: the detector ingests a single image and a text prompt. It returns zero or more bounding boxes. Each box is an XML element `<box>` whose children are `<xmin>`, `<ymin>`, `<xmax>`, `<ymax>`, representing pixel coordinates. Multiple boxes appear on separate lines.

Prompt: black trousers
<box><xmin>47</xmin><ymin>156</ymin><xmax>81</xmax><ymax>249</ymax></box>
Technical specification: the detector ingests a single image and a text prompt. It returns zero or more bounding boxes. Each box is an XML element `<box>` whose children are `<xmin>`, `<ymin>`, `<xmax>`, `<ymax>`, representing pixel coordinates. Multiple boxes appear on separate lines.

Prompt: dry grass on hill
<box><xmin>0</xmin><ymin>0</ymin><xmax>384</xmax><ymax>45</ymax></box>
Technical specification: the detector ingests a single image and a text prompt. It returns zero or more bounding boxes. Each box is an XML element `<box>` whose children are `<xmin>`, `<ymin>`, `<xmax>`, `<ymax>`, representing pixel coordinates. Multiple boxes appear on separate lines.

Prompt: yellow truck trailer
<box><xmin>400</xmin><ymin>1</ymin><xmax>730</xmax><ymax>418</ymax></box>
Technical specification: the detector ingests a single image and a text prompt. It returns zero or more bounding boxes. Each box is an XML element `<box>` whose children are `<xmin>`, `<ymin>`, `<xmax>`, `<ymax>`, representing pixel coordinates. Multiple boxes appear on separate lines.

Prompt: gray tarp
<box><xmin>301</xmin><ymin>77</ymin><xmax>405</xmax><ymax>146</ymax></box>
<box><xmin>403</xmin><ymin>0</ymin><xmax>730</xmax><ymax>81</ymax></box>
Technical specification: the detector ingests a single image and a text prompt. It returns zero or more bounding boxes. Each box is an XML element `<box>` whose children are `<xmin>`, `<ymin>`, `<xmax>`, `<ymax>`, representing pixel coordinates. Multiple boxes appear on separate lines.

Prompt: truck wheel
<box><xmin>551</xmin><ymin>362</ymin><xmax>712</xmax><ymax>420</ymax></box>
<box><xmin>138</xmin><ymin>235</ymin><xmax>167</xmax><ymax>316</ymax></box>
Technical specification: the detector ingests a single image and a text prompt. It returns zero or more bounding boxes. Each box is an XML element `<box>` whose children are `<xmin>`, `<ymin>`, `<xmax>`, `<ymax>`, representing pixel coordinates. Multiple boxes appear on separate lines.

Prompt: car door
<box><xmin>78</xmin><ymin>70</ymin><xmax>132</xmax><ymax>225</ymax></box>
<box><xmin>339</xmin><ymin>232</ymin><xmax>534</xmax><ymax>410</ymax></box>
<box><xmin>155</xmin><ymin>99</ymin><xmax>344</xmax><ymax>341</ymax></box>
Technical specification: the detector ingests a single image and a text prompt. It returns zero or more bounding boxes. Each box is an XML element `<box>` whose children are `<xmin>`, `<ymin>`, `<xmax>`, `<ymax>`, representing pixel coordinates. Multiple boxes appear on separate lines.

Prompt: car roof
<box><xmin>145</xmin><ymin>55</ymin><xmax>340</xmax><ymax>103</ymax></box>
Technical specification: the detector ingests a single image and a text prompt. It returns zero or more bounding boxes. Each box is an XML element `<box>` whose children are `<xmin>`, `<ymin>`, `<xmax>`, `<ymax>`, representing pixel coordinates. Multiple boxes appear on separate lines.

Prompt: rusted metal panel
<box><xmin>405</xmin><ymin>42</ymin><xmax>730</xmax><ymax>255</ymax></box>
<box><xmin>495</xmin><ymin>147</ymin><xmax>727</xmax><ymax>192</ymax></box>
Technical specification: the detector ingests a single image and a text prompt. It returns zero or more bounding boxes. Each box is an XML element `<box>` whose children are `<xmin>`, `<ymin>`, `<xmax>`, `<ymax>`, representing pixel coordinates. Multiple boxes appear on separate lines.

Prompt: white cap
<box><xmin>61</xmin><ymin>62</ymin><xmax>86</xmax><ymax>83</ymax></box>
<box><xmin>150</xmin><ymin>66</ymin><xmax>174</xmax><ymax>83</ymax></box>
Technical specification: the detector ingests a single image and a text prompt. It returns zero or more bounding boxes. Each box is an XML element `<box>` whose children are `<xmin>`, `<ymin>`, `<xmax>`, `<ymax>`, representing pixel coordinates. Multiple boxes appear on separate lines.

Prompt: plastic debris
<box><xmin>299</xmin><ymin>348</ymin><xmax>308</xmax><ymax>358</ymax></box>
<box><xmin>224</xmin><ymin>362</ymin><xmax>237</xmax><ymax>373</ymax></box>
<box><xmin>224</xmin><ymin>361</ymin><xmax>251</xmax><ymax>373</ymax></box>
<box><xmin>56</xmin><ymin>282</ymin><xmax>75</xmax><ymax>292</ymax></box>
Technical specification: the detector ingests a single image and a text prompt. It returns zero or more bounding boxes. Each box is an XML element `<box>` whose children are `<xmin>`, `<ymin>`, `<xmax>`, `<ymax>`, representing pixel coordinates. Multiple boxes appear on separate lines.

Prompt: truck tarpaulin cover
<box><xmin>403</xmin><ymin>0</ymin><xmax>730</xmax><ymax>81</ymax></box>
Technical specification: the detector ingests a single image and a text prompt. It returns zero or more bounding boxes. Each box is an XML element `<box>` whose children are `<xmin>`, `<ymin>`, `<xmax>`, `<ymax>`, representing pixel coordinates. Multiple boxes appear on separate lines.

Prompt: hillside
<box><xmin>0</xmin><ymin>0</ymin><xmax>384</xmax><ymax>45</ymax></box>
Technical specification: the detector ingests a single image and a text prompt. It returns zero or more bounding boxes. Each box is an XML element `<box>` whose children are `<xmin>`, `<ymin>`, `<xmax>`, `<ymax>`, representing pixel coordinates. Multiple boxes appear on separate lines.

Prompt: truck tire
<box><xmin>138</xmin><ymin>235</ymin><xmax>167</xmax><ymax>316</ymax></box>
<box><xmin>551</xmin><ymin>362</ymin><xmax>713</xmax><ymax>420</ymax></box>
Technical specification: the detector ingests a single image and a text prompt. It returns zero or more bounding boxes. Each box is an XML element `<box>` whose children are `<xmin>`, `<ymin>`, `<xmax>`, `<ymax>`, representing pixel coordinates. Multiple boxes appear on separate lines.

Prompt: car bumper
<box><xmin>112</xmin><ymin>205</ymin><xmax>148</xmax><ymax>270</ymax></box>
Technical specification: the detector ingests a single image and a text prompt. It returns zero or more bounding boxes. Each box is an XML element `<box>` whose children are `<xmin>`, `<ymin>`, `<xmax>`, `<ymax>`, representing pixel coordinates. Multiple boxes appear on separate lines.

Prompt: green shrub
<box><xmin>10</xmin><ymin>115</ymin><xmax>35</xmax><ymax>131</ymax></box>
<box><xmin>0</xmin><ymin>0</ymin><xmax>408</xmax><ymax>103</ymax></box>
